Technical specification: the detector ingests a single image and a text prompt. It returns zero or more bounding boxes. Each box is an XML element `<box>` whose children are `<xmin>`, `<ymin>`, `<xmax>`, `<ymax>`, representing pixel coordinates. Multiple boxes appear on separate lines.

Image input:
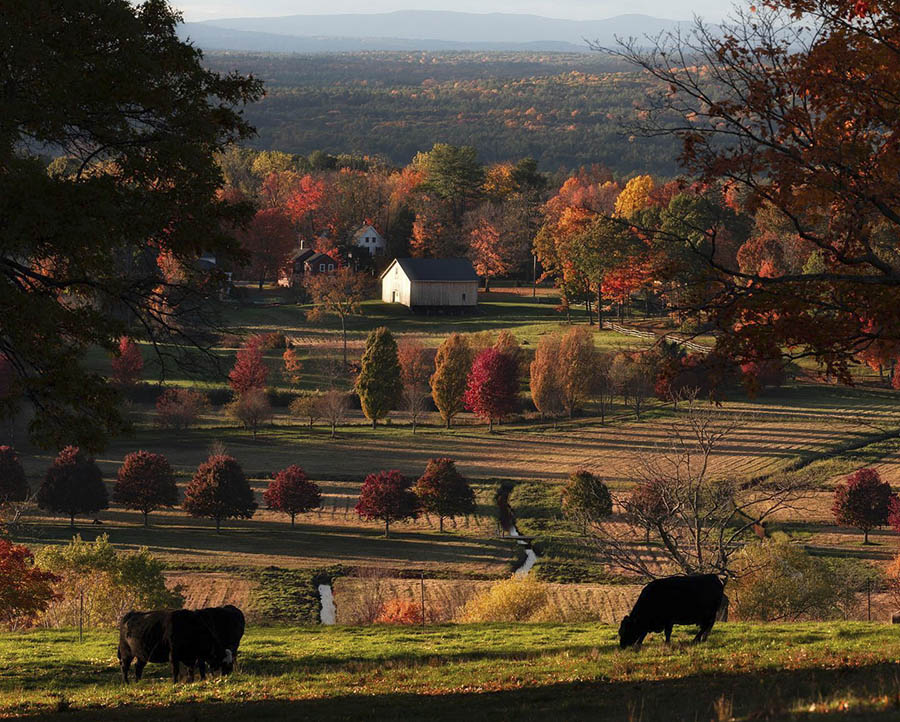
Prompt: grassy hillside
<box><xmin>4</xmin><ymin>623</ymin><xmax>900</xmax><ymax>720</ymax></box>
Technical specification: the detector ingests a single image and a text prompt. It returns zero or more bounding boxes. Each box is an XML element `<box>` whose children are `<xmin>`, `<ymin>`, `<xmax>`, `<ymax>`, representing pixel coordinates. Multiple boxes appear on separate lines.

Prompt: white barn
<box><xmin>351</xmin><ymin>224</ymin><xmax>387</xmax><ymax>256</ymax></box>
<box><xmin>381</xmin><ymin>258</ymin><xmax>479</xmax><ymax>310</ymax></box>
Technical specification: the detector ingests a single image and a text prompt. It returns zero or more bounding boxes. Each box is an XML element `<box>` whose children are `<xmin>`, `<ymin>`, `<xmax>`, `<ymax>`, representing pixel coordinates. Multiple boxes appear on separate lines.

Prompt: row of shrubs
<box><xmin>0</xmin><ymin>444</ymin><xmax>484</xmax><ymax>539</ymax></box>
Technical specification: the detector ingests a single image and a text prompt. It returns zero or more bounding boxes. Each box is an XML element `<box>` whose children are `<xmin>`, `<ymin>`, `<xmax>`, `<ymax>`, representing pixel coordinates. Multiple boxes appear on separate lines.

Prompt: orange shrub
<box><xmin>375</xmin><ymin>597</ymin><xmax>422</xmax><ymax>625</ymax></box>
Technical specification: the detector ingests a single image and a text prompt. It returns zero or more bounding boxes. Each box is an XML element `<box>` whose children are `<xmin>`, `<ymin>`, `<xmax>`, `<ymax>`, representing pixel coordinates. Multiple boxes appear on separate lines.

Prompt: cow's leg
<box><xmin>120</xmin><ymin>653</ymin><xmax>132</xmax><ymax>684</ymax></box>
<box><xmin>634</xmin><ymin>632</ymin><xmax>647</xmax><ymax>651</ymax></box>
<box><xmin>134</xmin><ymin>659</ymin><xmax>146</xmax><ymax>681</ymax></box>
<box><xmin>197</xmin><ymin>660</ymin><xmax>207</xmax><ymax>680</ymax></box>
<box><xmin>171</xmin><ymin>651</ymin><xmax>180</xmax><ymax>684</ymax></box>
<box><xmin>693</xmin><ymin>618</ymin><xmax>714</xmax><ymax>643</ymax></box>
<box><xmin>187</xmin><ymin>662</ymin><xmax>195</xmax><ymax>683</ymax></box>
<box><xmin>664</xmin><ymin>624</ymin><xmax>674</xmax><ymax>644</ymax></box>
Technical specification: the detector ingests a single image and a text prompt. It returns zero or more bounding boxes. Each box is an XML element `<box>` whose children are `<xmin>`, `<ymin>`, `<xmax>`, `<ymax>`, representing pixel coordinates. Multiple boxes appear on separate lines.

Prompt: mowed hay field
<box><xmin>6</xmin><ymin>623</ymin><xmax>900</xmax><ymax>720</ymax></box>
<box><xmin>12</xmin><ymin>383</ymin><xmax>900</xmax><ymax>576</ymax></box>
<box><xmin>331</xmin><ymin>576</ymin><xmax>645</xmax><ymax>624</ymax></box>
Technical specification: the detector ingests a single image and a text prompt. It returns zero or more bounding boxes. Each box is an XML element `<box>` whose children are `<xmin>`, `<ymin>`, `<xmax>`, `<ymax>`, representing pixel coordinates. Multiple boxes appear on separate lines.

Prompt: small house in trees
<box><xmin>381</xmin><ymin>258</ymin><xmax>478</xmax><ymax>311</ymax></box>
<box><xmin>304</xmin><ymin>252</ymin><xmax>338</xmax><ymax>275</ymax></box>
<box><xmin>351</xmin><ymin>224</ymin><xmax>386</xmax><ymax>256</ymax></box>
<box><xmin>279</xmin><ymin>247</ymin><xmax>316</xmax><ymax>287</ymax></box>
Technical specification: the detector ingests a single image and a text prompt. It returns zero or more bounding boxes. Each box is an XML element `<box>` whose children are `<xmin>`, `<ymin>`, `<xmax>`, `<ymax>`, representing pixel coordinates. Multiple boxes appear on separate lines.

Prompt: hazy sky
<box><xmin>175</xmin><ymin>1</ymin><xmax>727</xmax><ymax>22</ymax></box>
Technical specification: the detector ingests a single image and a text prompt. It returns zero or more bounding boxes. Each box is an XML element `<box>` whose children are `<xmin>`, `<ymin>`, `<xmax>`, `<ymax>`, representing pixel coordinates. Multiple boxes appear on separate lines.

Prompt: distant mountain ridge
<box><xmin>179</xmin><ymin>10</ymin><xmax>691</xmax><ymax>53</ymax></box>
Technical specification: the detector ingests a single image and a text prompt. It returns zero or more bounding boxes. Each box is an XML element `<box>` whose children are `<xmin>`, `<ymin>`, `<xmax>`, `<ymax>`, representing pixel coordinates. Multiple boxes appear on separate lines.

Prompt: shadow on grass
<box><xmin>16</xmin><ymin>661</ymin><xmax>900</xmax><ymax>721</ymax></box>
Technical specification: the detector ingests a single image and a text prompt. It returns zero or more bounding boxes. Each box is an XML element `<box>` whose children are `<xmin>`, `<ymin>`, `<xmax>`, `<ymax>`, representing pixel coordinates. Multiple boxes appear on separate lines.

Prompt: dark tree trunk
<box><xmin>597</xmin><ymin>288</ymin><xmax>603</xmax><ymax>330</ymax></box>
<box><xmin>341</xmin><ymin>315</ymin><xmax>347</xmax><ymax>365</ymax></box>
<box><xmin>70</xmin><ymin>513</ymin><xmax>75</xmax><ymax>529</ymax></box>
<box><xmin>384</xmin><ymin>519</ymin><xmax>390</xmax><ymax>538</ymax></box>
<box><xmin>143</xmin><ymin>511</ymin><xmax>149</xmax><ymax>528</ymax></box>
<box><xmin>489</xmin><ymin>418</ymin><xmax>494</xmax><ymax>433</ymax></box>
<box><xmin>446</xmin><ymin>416</ymin><xmax>451</xmax><ymax>429</ymax></box>
<box><xmin>372</xmin><ymin>418</ymin><xmax>377</xmax><ymax>429</ymax></box>
<box><xmin>439</xmin><ymin>516</ymin><xmax>444</xmax><ymax>533</ymax></box>
<box><xmin>216</xmin><ymin>516</ymin><xmax>221</xmax><ymax>533</ymax></box>
<box><xmin>291</xmin><ymin>513</ymin><xmax>295</xmax><ymax>528</ymax></box>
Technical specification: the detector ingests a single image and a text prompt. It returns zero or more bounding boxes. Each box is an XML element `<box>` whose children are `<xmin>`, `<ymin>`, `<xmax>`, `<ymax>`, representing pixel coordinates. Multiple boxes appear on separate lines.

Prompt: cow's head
<box><xmin>618</xmin><ymin>614</ymin><xmax>640</xmax><ymax>649</ymax></box>
<box><xmin>206</xmin><ymin>643</ymin><xmax>234</xmax><ymax>676</ymax></box>
<box><xmin>220</xmin><ymin>648</ymin><xmax>234</xmax><ymax>675</ymax></box>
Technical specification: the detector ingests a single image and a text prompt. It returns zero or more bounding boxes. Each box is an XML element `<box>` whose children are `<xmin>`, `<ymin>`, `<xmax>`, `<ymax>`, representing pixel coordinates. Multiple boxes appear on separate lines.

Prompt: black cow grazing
<box><xmin>618</xmin><ymin>574</ymin><xmax>725</xmax><ymax>649</ymax></box>
<box><xmin>118</xmin><ymin>609</ymin><xmax>233</xmax><ymax>683</ymax></box>
<box><xmin>195</xmin><ymin>605</ymin><xmax>245</xmax><ymax>673</ymax></box>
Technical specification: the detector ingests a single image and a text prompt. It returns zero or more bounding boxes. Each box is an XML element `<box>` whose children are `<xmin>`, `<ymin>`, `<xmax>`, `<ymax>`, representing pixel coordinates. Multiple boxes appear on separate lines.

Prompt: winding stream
<box><xmin>510</xmin><ymin>525</ymin><xmax>538</xmax><ymax>577</ymax></box>
<box><xmin>318</xmin><ymin>583</ymin><xmax>336</xmax><ymax>625</ymax></box>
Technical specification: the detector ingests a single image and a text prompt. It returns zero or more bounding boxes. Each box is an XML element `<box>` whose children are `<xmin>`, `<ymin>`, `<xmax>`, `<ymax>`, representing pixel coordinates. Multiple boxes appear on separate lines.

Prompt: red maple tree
<box><xmin>229</xmin><ymin>338</ymin><xmax>269</xmax><ymax>394</ymax></box>
<box><xmin>355</xmin><ymin>470</ymin><xmax>419</xmax><ymax>538</ymax></box>
<box><xmin>111</xmin><ymin>337</ymin><xmax>143</xmax><ymax>387</ymax></box>
<box><xmin>182</xmin><ymin>454</ymin><xmax>257</xmax><ymax>533</ymax></box>
<box><xmin>833</xmin><ymin>468</ymin><xmax>895</xmax><ymax>544</ymax></box>
<box><xmin>413</xmin><ymin>458</ymin><xmax>476</xmax><ymax>532</ymax></box>
<box><xmin>112</xmin><ymin>450</ymin><xmax>179</xmax><ymax>527</ymax></box>
<box><xmin>264</xmin><ymin>465</ymin><xmax>321</xmax><ymax>528</ymax></box>
<box><xmin>463</xmin><ymin>348</ymin><xmax>519</xmax><ymax>432</ymax></box>
<box><xmin>0</xmin><ymin>539</ymin><xmax>58</xmax><ymax>629</ymax></box>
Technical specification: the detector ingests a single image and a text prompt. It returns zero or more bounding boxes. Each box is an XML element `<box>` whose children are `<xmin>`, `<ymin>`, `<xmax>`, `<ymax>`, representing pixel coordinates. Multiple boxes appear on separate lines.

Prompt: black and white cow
<box><xmin>195</xmin><ymin>605</ymin><xmax>245</xmax><ymax>672</ymax></box>
<box><xmin>117</xmin><ymin>609</ymin><xmax>233</xmax><ymax>683</ymax></box>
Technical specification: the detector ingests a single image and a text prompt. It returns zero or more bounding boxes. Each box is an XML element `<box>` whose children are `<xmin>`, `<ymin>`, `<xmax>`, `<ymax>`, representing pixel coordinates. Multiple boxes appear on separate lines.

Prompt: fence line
<box><xmin>603</xmin><ymin>321</ymin><xmax>713</xmax><ymax>354</ymax></box>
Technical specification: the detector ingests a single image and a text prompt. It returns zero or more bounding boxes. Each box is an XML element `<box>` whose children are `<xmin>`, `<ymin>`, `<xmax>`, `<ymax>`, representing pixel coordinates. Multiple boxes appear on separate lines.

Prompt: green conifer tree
<box><xmin>356</xmin><ymin>327</ymin><xmax>402</xmax><ymax>428</ymax></box>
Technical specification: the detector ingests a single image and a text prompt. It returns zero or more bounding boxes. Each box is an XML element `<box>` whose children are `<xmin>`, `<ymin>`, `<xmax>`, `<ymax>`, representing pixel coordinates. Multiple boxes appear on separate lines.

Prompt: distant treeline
<box><xmin>202</xmin><ymin>51</ymin><xmax>682</xmax><ymax>176</ymax></box>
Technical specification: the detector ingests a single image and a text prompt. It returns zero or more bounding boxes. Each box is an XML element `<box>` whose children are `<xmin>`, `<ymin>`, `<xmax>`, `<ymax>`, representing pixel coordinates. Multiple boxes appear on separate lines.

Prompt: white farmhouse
<box><xmin>351</xmin><ymin>224</ymin><xmax>387</xmax><ymax>256</ymax></box>
<box><xmin>381</xmin><ymin>258</ymin><xmax>479</xmax><ymax>310</ymax></box>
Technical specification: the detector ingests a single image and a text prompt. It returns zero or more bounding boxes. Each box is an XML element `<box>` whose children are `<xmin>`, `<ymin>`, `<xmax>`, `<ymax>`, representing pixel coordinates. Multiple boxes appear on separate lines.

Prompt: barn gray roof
<box><xmin>385</xmin><ymin>258</ymin><xmax>479</xmax><ymax>282</ymax></box>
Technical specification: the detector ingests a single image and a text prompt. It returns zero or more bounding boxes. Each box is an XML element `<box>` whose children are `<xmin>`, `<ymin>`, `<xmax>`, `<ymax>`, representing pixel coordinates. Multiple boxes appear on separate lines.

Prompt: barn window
<box><xmin>328</xmin><ymin>263</ymin><xmax>334</xmax><ymax>270</ymax></box>
<box><xmin>319</xmin><ymin>263</ymin><xmax>325</xmax><ymax>271</ymax></box>
<box><xmin>462</xmin><ymin>292</ymin><xmax>466</xmax><ymax>301</ymax></box>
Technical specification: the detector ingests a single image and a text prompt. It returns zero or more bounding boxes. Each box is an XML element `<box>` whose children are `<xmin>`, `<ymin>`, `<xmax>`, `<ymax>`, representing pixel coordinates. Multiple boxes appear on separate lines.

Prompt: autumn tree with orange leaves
<box><xmin>607</xmin><ymin>0</ymin><xmax>900</xmax><ymax>377</ymax></box>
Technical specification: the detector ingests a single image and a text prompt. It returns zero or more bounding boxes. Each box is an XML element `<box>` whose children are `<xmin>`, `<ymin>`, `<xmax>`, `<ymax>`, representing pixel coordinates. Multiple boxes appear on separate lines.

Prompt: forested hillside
<box><xmin>202</xmin><ymin>52</ymin><xmax>681</xmax><ymax>175</ymax></box>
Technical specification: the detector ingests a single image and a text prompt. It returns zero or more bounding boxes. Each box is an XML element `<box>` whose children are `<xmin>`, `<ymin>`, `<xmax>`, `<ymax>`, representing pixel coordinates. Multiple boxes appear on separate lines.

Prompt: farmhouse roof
<box><xmin>290</xmin><ymin>248</ymin><xmax>316</xmax><ymax>263</ymax></box>
<box><xmin>351</xmin><ymin>224</ymin><xmax>382</xmax><ymax>240</ymax></box>
<box><xmin>382</xmin><ymin>258</ymin><xmax>479</xmax><ymax>282</ymax></box>
<box><xmin>305</xmin><ymin>252</ymin><xmax>337</xmax><ymax>266</ymax></box>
